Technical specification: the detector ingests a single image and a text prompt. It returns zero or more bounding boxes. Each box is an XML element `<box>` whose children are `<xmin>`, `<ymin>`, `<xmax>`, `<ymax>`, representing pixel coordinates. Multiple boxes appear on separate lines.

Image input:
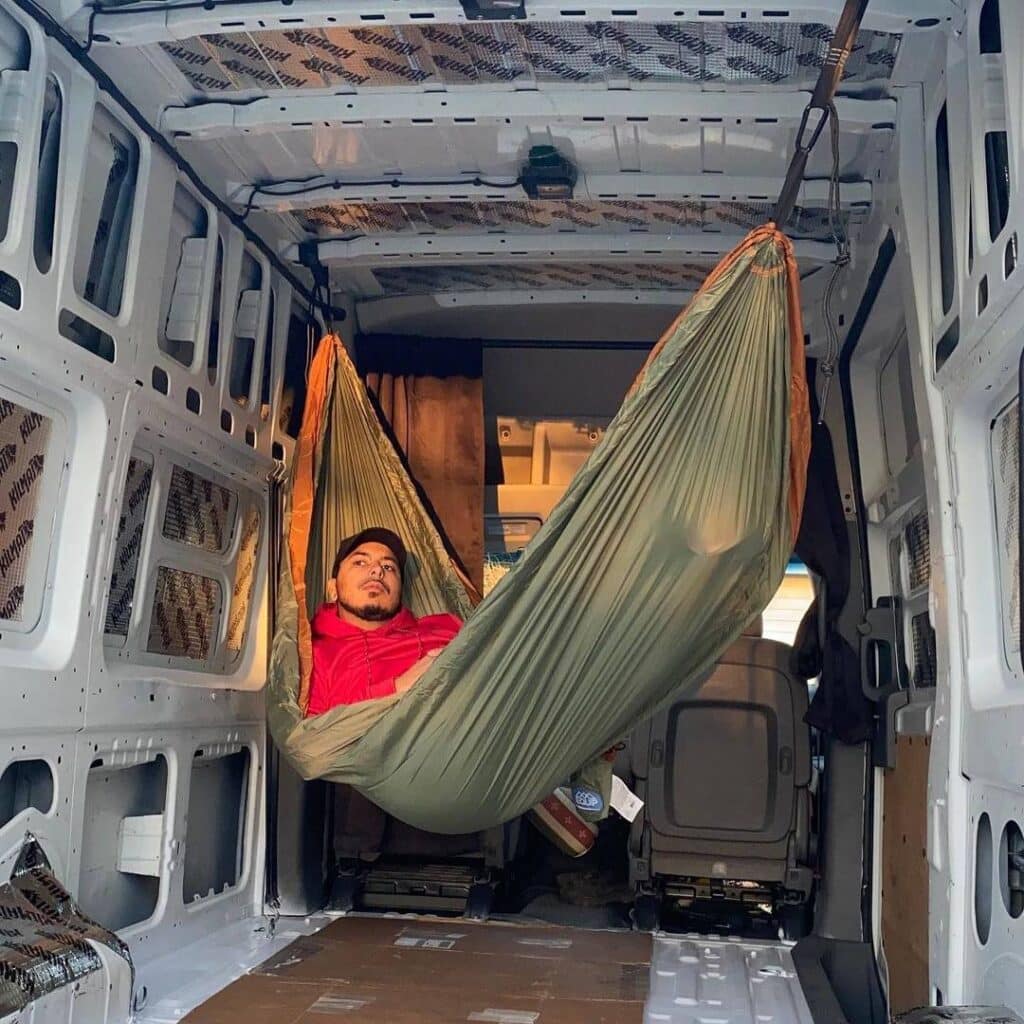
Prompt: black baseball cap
<box><xmin>332</xmin><ymin>527</ymin><xmax>407</xmax><ymax>576</ymax></box>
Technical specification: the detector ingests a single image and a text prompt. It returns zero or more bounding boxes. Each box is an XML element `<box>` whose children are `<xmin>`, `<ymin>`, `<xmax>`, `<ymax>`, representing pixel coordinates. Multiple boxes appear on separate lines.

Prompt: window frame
<box><xmin>102</xmin><ymin>440</ymin><xmax>265</xmax><ymax>676</ymax></box>
<box><xmin>72</xmin><ymin>104</ymin><xmax>141</xmax><ymax>320</ymax></box>
<box><xmin>0</xmin><ymin>385</ymin><xmax>68</xmax><ymax>635</ymax></box>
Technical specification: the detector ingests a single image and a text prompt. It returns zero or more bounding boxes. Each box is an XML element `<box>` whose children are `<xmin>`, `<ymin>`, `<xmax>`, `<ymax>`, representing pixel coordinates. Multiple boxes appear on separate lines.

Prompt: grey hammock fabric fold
<box><xmin>268</xmin><ymin>225</ymin><xmax>810</xmax><ymax>834</ymax></box>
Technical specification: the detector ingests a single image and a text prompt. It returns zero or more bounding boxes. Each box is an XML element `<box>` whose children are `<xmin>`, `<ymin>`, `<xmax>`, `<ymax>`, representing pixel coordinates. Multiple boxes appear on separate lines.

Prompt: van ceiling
<box><xmin>62</xmin><ymin>1</ymin><xmax>950</xmax><ymax>343</ymax></box>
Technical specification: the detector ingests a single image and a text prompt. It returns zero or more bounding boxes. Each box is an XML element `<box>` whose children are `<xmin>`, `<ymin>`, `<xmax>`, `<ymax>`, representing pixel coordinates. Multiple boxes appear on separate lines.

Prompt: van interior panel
<box><xmin>0</xmin><ymin>0</ymin><xmax>1022</xmax><ymax>1020</ymax></box>
<box><xmin>881</xmin><ymin>735</ymin><xmax>932</xmax><ymax>1016</ymax></box>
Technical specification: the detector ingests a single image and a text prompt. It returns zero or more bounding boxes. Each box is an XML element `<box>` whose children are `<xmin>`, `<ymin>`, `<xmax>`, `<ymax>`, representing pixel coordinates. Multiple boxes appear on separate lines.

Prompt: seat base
<box><xmin>328</xmin><ymin>858</ymin><xmax>497</xmax><ymax>916</ymax></box>
<box><xmin>635</xmin><ymin>872</ymin><xmax>815</xmax><ymax>941</ymax></box>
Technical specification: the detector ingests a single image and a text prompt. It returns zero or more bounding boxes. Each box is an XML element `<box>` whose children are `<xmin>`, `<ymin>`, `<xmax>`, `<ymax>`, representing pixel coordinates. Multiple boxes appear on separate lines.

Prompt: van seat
<box><xmin>329</xmin><ymin>784</ymin><xmax>516</xmax><ymax>916</ymax></box>
<box><xmin>629</xmin><ymin>630</ymin><xmax>813</xmax><ymax>920</ymax></box>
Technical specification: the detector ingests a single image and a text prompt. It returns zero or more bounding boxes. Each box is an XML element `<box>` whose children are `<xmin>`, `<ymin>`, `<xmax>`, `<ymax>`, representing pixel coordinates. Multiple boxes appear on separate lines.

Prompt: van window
<box><xmin>228</xmin><ymin>252</ymin><xmax>263</xmax><ymax>405</ymax></box>
<box><xmin>74</xmin><ymin>106</ymin><xmax>139</xmax><ymax>317</ymax></box>
<box><xmin>762</xmin><ymin>564</ymin><xmax>815</xmax><ymax>646</ymax></box>
<box><xmin>158</xmin><ymin>183</ymin><xmax>209</xmax><ymax>367</ymax></box>
<box><xmin>935</xmin><ymin>102</ymin><xmax>955</xmax><ymax>315</ymax></box>
<box><xmin>33</xmin><ymin>77</ymin><xmax>61</xmax><ymax>274</ymax></box>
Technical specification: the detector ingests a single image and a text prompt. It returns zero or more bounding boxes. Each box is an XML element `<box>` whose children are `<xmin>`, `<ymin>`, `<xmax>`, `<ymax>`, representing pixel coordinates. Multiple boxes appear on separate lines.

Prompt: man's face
<box><xmin>335</xmin><ymin>542</ymin><xmax>402</xmax><ymax>622</ymax></box>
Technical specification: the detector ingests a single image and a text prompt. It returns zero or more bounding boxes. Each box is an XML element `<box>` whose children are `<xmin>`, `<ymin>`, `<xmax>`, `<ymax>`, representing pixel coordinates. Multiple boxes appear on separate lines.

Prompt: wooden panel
<box><xmin>881</xmin><ymin>734</ymin><xmax>931</xmax><ymax>1014</ymax></box>
<box><xmin>185</xmin><ymin>916</ymin><xmax>652</xmax><ymax>1024</ymax></box>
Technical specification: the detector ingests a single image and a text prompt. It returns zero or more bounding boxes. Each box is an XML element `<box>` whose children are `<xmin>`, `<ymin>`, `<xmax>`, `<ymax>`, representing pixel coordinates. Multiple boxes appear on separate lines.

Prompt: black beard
<box><xmin>338</xmin><ymin>597</ymin><xmax>400</xmax><ymax>623</ymax></box>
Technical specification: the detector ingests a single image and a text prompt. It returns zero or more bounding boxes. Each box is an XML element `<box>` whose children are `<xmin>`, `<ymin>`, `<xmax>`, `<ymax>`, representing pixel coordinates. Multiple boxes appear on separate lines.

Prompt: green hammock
<box><xmin>268</xmin><ymin>224</ymin><xmax>810</xmax><ymax>834</ymax></box>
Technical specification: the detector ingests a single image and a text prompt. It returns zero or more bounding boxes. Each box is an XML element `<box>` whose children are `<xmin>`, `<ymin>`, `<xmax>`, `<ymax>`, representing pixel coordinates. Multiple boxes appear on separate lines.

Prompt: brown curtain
<box><xmin>357</xmin><ymin>335</ymin><xmax>484</xmax><ymax>594</ymax></box>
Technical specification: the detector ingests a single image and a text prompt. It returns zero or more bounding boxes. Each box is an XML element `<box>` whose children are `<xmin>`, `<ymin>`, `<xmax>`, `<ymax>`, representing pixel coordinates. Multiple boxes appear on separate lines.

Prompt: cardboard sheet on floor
<box><xmin>183</xmin><ymin>916</ymin><xmax>652</xmax><ymax>1024</ymax></box>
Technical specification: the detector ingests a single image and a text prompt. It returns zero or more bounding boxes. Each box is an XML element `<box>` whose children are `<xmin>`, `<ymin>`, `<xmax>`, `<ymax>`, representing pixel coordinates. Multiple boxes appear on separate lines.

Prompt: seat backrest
<box><xmin>638</xmin><ymin>636</ymin><xmax>810</xmax><ymax>881</ymax></box>
<box><xmin>332</xmin><ymin>784</ymin><xmax>509</xmax><ymax>867</ymax></box>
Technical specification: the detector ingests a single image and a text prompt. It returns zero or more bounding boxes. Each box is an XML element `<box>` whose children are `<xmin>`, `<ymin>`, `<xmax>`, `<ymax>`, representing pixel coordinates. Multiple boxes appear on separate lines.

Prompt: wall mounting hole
<box><xmin>976</xmin><ymin>812</ymin><xmax>993</xmax><ymax>944</ymax></box>
<box><xmin>999</xmin><ymin>819</ymin><xmax>1024</xmax><ymax>919</ymax></box>
<box><xmin>0</xmin><ymin>760</ymin><xmax>55</xmax><ymax>826</ymax></box>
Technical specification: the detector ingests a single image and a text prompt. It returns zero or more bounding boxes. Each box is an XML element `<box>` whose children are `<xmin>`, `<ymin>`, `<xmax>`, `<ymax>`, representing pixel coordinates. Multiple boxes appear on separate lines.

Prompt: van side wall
<box><xmin>0</xmin><ymin>3</ymin><xmax>321</xmax><ymax>1005</ymax></box>
<box><xmin>6</xmin><ymin>0</ymin><xmax>1024</xmax><ymax>1015</ymax></box>
<box><xmin>915</xmin><ymin>2</ymin><xmax>1024</xmax><ymax>1008</ymax></box>
<box><xmin>842</xmin><ymin>0</ymin><xmax>1024</xmax><ymax>1010</ymax></box>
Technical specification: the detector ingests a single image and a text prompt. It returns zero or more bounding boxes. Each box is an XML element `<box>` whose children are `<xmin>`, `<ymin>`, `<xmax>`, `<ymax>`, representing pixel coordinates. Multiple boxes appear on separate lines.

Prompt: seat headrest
<box><xmin>742</xmin><ymin>614</ymin><xmax>764</xmax><ymax>638</ymax></box>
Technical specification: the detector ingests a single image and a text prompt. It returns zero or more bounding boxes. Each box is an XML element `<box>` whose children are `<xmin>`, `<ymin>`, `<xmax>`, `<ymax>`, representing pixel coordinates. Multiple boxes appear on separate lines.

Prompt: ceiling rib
<box><xmin>162</xmin><ymin>90</ymin><xmax>895</xmax><ymax>141</ymax></box>
<box><xmin>354</xmin><ymin>288</ymin><xmax>695</xmax><ymax>326</ymax></box>
<box><xmin>235</xmin><ymin>175</ymin><xmax>872</xmax><ymax>212</ymax></box>
<box><xmin>307</xmin><ymin>231</ymin><xmax>837</xmax><ymax>266</ymax></box>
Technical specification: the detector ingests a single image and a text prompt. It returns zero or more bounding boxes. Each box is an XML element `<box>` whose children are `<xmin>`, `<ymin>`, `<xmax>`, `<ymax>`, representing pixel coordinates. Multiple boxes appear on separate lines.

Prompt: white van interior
<box><xmin>0</xmin><ymin>0</ymin><xmax>1021</xmax><ymax>1021</ymax></box>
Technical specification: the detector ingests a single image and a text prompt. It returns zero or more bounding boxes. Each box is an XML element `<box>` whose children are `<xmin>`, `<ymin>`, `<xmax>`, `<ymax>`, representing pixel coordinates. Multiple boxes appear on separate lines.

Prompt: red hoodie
<box><xmin>306</xmin><ymin>604</ymin><xmax>462</xmax><ymax>715</ymax></box>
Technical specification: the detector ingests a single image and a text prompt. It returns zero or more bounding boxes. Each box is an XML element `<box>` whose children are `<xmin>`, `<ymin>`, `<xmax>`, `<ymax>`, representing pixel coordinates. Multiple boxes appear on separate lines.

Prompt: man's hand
<box><xmin>394</xmin><ymin>649</ymin><xmax>441</xmax><ymax>694</ymax></box>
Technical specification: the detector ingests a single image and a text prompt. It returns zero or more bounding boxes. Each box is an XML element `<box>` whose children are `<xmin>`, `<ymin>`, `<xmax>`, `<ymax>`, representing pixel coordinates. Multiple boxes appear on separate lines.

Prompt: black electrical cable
<box><xmin>91</xmin><ymin>0</ymin><xmax>276</xmax><ymax>16</ymax></box>
<box><xmin>240</xmin><ymin>175</ymin><xmax>524</xmax><ymax>220</ymax></box>
<box><xmin>83</xmin><ymin>0</ymin><xmax>279</xmax><ymax>51</ymax></box>
<box><xmin>8</xmin><ymin>0</ymin><xmax>327</xmax><ymax>319</ymax></box>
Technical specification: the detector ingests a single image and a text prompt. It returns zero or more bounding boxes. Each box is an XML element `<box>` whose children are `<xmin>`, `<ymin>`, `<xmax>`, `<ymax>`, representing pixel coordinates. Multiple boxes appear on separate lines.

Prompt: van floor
<box><xmin>178</xmin><ymin>914</ymin><xmax>815</xmax><ymax>1024</ymax></box>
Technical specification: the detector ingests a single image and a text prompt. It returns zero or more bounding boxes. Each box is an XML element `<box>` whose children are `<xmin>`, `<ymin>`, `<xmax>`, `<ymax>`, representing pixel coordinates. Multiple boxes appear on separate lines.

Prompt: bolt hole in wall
<box><xmin>1000</xmin><ymin>820</ymin><xmax>1024</xmax><ymax>919</ymax></box>
<box><xmin>976</xmin><ymin>812</ymin><xmax>994</xmax><ymax>945</ymax></box>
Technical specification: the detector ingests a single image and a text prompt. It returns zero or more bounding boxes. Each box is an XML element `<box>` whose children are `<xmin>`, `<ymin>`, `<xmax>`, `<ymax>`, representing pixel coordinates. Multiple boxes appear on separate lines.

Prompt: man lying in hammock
<box><xmin>306</xmin><ymin>526</ymin><xmax>460</xmax><ymax>714</ymax></box>
<box><xmin>304</xmin><ymin>525</ymin><xmax>626</xmax><ymax>834</ymax></box>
